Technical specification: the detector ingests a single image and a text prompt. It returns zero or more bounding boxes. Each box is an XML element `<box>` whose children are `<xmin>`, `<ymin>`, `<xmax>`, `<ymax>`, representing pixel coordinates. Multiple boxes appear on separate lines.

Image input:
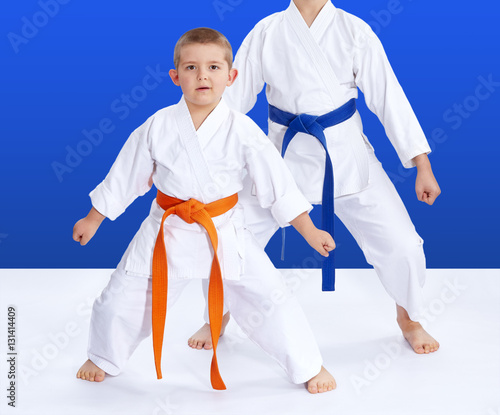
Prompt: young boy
<box><xmin>189</xmin><ymin>0</ymin><xmax>441</xmax><ymax>355</ymax></box>
<box><xmin>74</xmin><ymin>27</ymin><xmax>337</xmax><ymax>394</ymax></box>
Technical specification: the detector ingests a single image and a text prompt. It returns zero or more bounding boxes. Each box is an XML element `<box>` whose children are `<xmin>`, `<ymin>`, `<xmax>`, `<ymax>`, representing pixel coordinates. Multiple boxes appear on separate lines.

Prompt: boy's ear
<box><xmin>169</xmin><ymin>69</ymin><xmax>180</xmax><ymax>86</ymax></box>
<box><xmin>226</xmin><ymin>68</ymin><xmax>238</xmax><ymax>87</ymax></box>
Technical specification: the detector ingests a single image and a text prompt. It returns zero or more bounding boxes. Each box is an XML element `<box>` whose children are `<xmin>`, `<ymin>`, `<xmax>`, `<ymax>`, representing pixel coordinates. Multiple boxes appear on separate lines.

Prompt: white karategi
<box><xmin>202</xmin><ymin>0</ymin><xmax>431</xmax><ymax>321</ymax></box>
<box><xmin>86</xmin><ymin>96</ymin><xmax>323</xmax><ymax>384</ymax></box>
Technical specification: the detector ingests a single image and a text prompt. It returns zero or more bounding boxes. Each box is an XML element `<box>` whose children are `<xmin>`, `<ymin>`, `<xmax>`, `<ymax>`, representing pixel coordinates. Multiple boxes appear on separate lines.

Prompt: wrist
<box><xmin>87</xmin><ymin>206</ymin><xmax>106</xmax><ymax>224</ymax></box>
<box><xmin>413</xmin><ymin>153</ymin><xmax>431</xmax><ymax>170</ymax></box>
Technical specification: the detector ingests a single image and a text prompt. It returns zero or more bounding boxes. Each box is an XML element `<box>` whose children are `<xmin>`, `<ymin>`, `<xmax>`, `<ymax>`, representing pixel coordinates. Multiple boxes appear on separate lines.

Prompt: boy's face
<box><xmin>169</xmin><ymin>43</ymin><xmax>237</xmax><ymax>114</ymax></box>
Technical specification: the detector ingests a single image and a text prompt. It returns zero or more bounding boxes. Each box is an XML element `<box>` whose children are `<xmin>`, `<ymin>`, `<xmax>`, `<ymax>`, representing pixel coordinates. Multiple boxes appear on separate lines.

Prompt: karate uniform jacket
<box><xmin>224</xmin><ymin>0</ymin><xmax>432</xmax><ymax>203</ymax></box>
<box><xmin>89</xmin><ymin>97</ymin><xmax>312</xmax><ymax>279</ymax></box>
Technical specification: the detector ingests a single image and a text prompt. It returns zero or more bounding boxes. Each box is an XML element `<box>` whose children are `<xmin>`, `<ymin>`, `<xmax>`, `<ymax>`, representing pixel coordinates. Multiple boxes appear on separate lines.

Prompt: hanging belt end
<box><xmin>154</xmin><ymin>354</ymin><xmax>163</xmax><ymax>379</ymax></box>
<box><xmin>210</xmin><ymin>375</ymin><xmax>227</xmax><ymax>390</ymax></box>
<box><xmin>322</xmin><ymin>260</ymin><xmax>335</xmax><ymax>292</ymax></box>
<box><xmin>321</xmin><ymin>282</ymin><xmax>335</xmax><ymax>292</ymax></box>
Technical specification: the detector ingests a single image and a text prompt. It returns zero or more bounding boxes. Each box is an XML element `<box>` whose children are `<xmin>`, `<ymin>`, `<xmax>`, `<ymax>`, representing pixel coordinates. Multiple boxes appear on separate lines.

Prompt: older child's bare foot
<box><xmin>397</xmin><ymin>304</ymin><xmax>440</xmax><ymax>354</ymax></box>
<box><xmin>187</xmin><ymin>312</ymin><xmax>230</xmax><ymax>350</ymax></box>
<box><xmin>306</xmin><ymin>366</ymin><xmax>336</xmax><ymax>394</ymax></box>
<box><xmin>76</xmin><ymin>359</ymin><xmax>106</xmax><ymax>382</ymax></box>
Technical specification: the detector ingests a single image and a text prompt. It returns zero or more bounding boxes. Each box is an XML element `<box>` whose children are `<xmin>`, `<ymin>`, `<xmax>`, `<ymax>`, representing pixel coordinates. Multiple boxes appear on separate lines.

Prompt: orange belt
<box><xmin>152</xmin><ymin>190</ymin><xmax>238</xmax><ymax>390</ymax></box>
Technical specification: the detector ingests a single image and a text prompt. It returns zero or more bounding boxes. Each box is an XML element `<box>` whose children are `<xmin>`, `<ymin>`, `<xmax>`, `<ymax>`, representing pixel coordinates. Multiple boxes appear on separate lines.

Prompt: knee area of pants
<box><xmin>385</xmin><ymin>235</ymin><xmax>424</xmax><ymax>260</ymax></box>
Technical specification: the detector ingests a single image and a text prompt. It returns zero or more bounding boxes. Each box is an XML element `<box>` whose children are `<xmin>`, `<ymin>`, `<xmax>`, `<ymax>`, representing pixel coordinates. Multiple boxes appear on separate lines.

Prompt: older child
<box><xmin>190</xmin><ymin>0</ymin><xmax>441</xmax><ymax>355</ymax></box>
<box><xmin>74</xmin><ymin>28</ymin><xmax>336</xmax><ymax>394</ymax></box>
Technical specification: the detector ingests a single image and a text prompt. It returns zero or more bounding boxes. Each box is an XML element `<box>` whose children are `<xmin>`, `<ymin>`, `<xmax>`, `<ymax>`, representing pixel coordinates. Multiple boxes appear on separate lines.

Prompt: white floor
<box><xmin>0</xmin><ymin>269</ymin><xmax>498</xmax><ymax>415</ymax></box>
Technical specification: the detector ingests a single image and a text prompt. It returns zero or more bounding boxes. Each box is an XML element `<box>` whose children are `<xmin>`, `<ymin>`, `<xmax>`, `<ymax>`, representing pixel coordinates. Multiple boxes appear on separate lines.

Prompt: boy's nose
<box><xmin>197</xmin><ymin>71</ymin><xmax>208</xmax><ymax>80</ymax></box>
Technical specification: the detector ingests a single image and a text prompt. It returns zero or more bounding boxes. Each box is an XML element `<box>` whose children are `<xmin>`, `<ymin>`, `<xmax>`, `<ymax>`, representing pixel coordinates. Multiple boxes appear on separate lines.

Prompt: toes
<box><xmin>307</xmin><ymin>380</ymin><xmax>322</xmax><ymax>394</ymax></box>
<box><xmin>189</xmin><ymin>338</ymin><xmax>214</xmax><ymax>350</ymax></box>
<box><xmin>415</xmin><ymin>345</ymin><xmax>425</xmax><ymax>354</ymax></box>
<box><xmin>77</xmin><ymin>367</ymin><xmax>105</xmax><ymax>382</ymax></box>
<box><xmin>430</xmin><ymin>342</ymin><xmax>439</xmax><ymax>353</ymax></box>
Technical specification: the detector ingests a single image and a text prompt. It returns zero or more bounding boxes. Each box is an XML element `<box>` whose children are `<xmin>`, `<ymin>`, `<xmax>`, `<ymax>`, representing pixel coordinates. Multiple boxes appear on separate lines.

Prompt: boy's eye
<box><xmin>186</xmin><ymin>65</ymin><xmax>196</xmax><ymax>70</ymax></box>
<box><xmin>210</xmin><ymin>65</ymin><xmax>219</xmax><ymax>70</ymax></box>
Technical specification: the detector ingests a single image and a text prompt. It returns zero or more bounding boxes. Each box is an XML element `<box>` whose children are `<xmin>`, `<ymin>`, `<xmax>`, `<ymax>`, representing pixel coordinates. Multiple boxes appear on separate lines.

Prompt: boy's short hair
<box><xmin>174</xmin><ymin>27</ymin><xmax>233</xmax><ymax>69</ymax></box>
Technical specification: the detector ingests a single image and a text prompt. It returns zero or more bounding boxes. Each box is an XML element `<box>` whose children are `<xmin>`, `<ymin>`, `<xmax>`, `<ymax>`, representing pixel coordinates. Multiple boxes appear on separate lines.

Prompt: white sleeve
<box><xmin>89</xmin><ymin>117</ymin><xmax>155</xmax><ymax>220</ymax></box>
<box><xmin>353</xmin><ymin>23</ymin><xmax>431</xmax><ymax>168</ymax></box>
<box><xmin>223</xmin><ymin>27</ymin><xmax>266</xmax><ymax>114</ymax></box>
<box><xmin>244</xmin><ymin>127</ymin><xmax>312</xmax><ymax>227</ymax></box>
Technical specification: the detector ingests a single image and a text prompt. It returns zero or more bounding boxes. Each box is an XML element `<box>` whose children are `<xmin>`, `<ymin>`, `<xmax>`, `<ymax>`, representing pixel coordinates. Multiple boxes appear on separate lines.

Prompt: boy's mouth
<box><xmin>196</xmin><ymin>86</ymin><xmax>210</xmax><ymax>91</ymax></box>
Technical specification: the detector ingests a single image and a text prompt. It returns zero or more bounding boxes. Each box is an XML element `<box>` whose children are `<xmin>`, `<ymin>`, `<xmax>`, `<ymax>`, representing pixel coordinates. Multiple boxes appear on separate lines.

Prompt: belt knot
<box><xmin>289</xmin><ymin>113</ymin><xmax>320</xmax><ymax>135</ymax></box>
<box><xmin>174</xmin><ymin>198</ymin><xmax>205</xmax><ymax>224</ymax></box>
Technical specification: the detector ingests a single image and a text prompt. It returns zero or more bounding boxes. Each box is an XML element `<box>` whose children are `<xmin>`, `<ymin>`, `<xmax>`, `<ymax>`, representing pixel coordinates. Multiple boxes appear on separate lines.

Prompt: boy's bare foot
<box><xmin>397</xmin><ymin>304</ymin><xmax>440</xmax><ymax>354</ymax></box>
<box><xmin>306</xmin><ymin>366</ymin><xmax>336</xmax><ymax>394</ymax></box>
<box><xmin>188</xmin><ymin>311</ymin><xmax>231</xmax><ymax>350</ymax></box>
<box><xmin>76</xmin><ymin>359</ymin><xmax>106</xmax><ymax>382</ymax></box>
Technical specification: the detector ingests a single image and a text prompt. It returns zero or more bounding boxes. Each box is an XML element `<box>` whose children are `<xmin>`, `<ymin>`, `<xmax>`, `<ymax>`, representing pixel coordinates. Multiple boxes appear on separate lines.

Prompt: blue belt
<box><xmin>269</xmin><ymin>98</ymin><xmax>357</xmax><ymax>291</ymax></box>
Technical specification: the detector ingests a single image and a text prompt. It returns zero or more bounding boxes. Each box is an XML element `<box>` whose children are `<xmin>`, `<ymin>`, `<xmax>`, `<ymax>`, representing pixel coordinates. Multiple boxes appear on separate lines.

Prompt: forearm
<box><xmin>87</xmin><ymin>206</ymin><xmax>106</xmax><ymax>225</ymax></box>
<box><xmin>290</xmin><ymin>211</ymin><xmax>316</xmax><ymax>240</ymax></box>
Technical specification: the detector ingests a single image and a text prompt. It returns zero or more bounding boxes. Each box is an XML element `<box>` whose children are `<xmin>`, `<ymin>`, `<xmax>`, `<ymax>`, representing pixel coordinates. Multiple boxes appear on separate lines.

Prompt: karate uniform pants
<box><xmin>203</xmin><ymin>148</ymin><xmax>426</xmax><ymax>322</ymax></box>
<box><xmin>86</xmin><ymin>230</ymin><xmax>323</xmax><ymax>384</ymax></box>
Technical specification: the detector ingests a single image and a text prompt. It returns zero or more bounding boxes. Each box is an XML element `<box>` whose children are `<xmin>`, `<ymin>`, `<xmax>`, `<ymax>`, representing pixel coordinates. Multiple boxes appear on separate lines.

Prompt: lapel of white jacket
<box><xmin>285</xmin><ymin>1</ymin><xmax>346</xmax><ymax>108</ymax></box>
<box><xmin>175</xmin><ymin>96</ymin><xmax>229</xmax><ymax>203</ymax></box>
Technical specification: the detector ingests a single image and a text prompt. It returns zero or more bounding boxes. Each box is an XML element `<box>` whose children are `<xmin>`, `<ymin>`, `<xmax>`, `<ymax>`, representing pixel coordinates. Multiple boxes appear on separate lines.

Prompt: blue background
<box><xmin>1</xmin><ymin>0</ymin><xmax>499</xmax><ymax>268</ymax></box>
